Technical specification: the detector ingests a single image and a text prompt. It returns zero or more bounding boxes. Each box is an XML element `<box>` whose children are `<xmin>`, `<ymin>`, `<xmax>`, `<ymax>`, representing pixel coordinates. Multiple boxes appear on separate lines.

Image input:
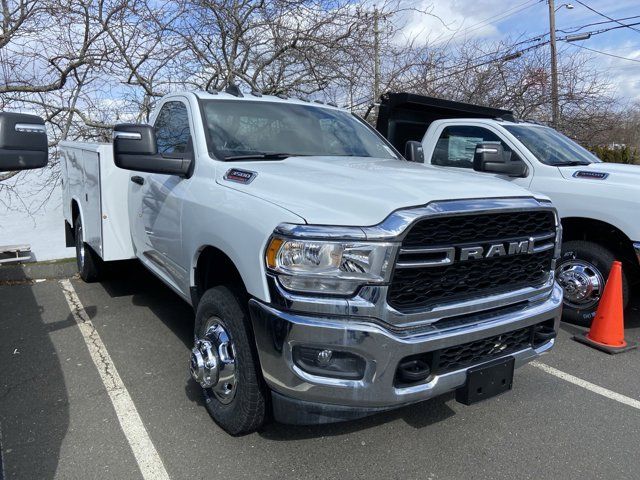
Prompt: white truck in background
<box><xmin>376</xmin><ymin>92</ymin><xmax>640</xmax><ymax>326</ymax></box>
<box><xmin>61</xmin><ymin>88</ymin><xmax>562</xmax><ymax>435</ymax></box>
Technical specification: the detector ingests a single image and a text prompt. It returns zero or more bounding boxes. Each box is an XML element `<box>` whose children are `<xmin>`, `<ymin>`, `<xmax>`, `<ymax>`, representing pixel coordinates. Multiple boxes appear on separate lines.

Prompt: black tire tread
<box><xmin>195</xmin><ymin>285</ymin><xmax>267</xmax><ymax>435</ymax></box>
<box><xmin>75</xmin><ymin>218</ymin><xmax>103</xmax><ymax>283</ymax></box>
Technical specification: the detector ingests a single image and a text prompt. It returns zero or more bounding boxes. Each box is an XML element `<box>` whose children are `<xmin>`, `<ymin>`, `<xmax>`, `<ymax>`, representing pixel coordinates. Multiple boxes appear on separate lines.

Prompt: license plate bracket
<box><xmin>455</xmin><ymin>356</ymin><xmax>515</xmax><ymax>405</ymax></box>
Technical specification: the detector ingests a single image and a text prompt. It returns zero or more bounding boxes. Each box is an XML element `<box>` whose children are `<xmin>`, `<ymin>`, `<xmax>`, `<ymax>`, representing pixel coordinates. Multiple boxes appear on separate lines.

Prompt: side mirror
<box><xmin>404</xmin><ymin>141</ymin><xmax>424</xmax><ymax>163</ymax></box>
<box><xmin>113</xmin><ymin>124</ymin><xmax>192</xmax><ymax>176</ymax></box>
<box><xmin>473</xmin><ymin>142</ymin><xmax>527</xmax><ymax>177</ymax></box>
<box><xmin>0</xmin><ymin>112</ymin><xmax>48</xmax><ymax>172</ymax></box>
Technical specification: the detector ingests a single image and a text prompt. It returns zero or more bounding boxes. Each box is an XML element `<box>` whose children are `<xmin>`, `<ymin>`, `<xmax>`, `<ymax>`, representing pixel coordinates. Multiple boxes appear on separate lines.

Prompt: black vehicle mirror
<box><xmin>113</xmin><ymin>123</ymin><xmax>192</xmax><ymax>177</ymax></box>
<box><xmin>0</xmin><ymin>112</ymin><xmax>48</xmax><ymax>172</ymax></box>
<box><xmin>473</xmin><ymin>142</ymin><xmax>527</xmax><ymax>177</ymax></box>
<box><xmin>404</xmin><ymin>141</ymin><xmax>425</xmax><ymax>163</ymax></box>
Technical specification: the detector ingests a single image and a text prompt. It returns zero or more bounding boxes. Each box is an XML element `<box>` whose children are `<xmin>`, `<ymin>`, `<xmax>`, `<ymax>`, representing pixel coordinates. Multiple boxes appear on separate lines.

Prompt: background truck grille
<box><xmin>387</xmin><ymin>210</ymin><xmax>556</xmax><ymax>312</ymax></box>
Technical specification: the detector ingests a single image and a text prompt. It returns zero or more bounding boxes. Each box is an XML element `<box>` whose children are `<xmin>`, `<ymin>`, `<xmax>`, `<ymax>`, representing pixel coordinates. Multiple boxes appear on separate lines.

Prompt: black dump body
<box><xmin>376</xmin><ymin>92</ymin><xmax>515</xmax><ymax>152</ymax></box>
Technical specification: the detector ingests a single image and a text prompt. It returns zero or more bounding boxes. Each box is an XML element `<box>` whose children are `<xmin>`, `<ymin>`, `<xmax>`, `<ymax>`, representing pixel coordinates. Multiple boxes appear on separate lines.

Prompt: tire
<box><xmin>556</xmin><ymin>240</ymin><xmax>629</xmax><ymax>327</ymax></box>
<box><xmin>74</xmin><ymin>217</ymin><xmax>103</xmax><ymax>282</ymax></box>
<box><xmin>192</xmin><ymin>286</ymin><xmax>267</xmax><ymax>435</ymax></box>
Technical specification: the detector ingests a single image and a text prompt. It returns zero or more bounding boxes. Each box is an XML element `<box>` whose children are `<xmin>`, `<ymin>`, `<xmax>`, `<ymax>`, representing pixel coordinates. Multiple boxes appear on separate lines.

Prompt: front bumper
<box><xmin>248</xmin><ymin>282</ymin><xmax>563</xmax><ymax>424</ymax></box>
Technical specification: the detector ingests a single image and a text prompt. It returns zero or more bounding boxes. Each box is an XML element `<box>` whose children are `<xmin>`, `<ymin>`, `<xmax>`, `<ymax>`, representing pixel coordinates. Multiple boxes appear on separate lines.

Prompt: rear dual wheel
<box><xmin>74</xmin><ymin>216</ymin><xmax>104</xmax><ymax>282</ymax></box>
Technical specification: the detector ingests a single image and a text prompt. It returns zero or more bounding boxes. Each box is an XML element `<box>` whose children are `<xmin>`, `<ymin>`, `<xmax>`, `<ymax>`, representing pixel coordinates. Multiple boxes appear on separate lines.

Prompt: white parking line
<box><xmin>530</xmin><ymin>361</ymin><xmax>640</xmax><ymax>410</ymax></box>
<box><xmin>59</xmin><ymin>279</ymin><xmax>170</xmax><ymax>480</ymax></box>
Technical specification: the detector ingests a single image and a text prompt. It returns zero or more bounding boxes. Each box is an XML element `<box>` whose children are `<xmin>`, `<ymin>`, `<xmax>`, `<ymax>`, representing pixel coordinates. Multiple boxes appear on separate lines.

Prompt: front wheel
<box><xmin>556</xmin><ymin>240</ymin><xmax>629</xmax><ymax>327</ymax></box>
<box><xmin>190</xmin><ymin>286</ymin><xmax>267</xmax><ymax>435</ymax></box>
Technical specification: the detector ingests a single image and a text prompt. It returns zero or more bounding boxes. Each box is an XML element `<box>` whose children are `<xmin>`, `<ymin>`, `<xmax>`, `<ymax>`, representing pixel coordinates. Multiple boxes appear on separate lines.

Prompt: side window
<box><xmin>431</xmin><ymin>126</ymin><xmax>512</xmax><ymax>168</ymax></box>
<box><xmin>154</xmin><ymin>101</ymin><xmax>191</xmax><ymax>156</ymax></box>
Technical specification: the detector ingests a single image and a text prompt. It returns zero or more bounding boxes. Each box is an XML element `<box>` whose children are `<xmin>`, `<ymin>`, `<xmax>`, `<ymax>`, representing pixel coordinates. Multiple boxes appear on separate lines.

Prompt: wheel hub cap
<box><xmin>556</xmin><ymin>260</ymin><xmax>604</xmax><ymax>309</ymax></box>
<box><xmin>190</xmin><ymin>318</ymin><xmax>237</xmax><ymax>404</ymax></box>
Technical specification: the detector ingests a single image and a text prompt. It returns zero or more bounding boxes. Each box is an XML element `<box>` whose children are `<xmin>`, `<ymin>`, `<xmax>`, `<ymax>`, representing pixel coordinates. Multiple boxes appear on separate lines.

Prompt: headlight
<box><xmin>265</xmin><ymin>237</ymin><xmax>396</xmax><ymax>295</ymax></box>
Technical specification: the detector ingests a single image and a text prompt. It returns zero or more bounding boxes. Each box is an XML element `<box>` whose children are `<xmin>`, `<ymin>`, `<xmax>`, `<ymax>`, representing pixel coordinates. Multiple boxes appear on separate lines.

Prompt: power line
<box><xmin>573</xmin><ymin>0</ymin><xmax>640</xmax><ymax>34</ymax></box>
<box><xmin>435</xmin><ymin>35</ymin><xmax>543</xmax><ymax>72</ymax></box>
<box><xmin>431</xmin><ymin>19</ymin><xmax>637</xmax><ymax>83</ymax></box>
<box><xmin>557</xmin><ymin>15</ymin><xmax>640</xmax><ymax>34</ymax></box>
<box><xmin>566</xmin><ymin>43</ymin><xmax>640</xmax><ymax>63</ymax></box>
<box><xmin>429</xmin><ymin>40</ymin><xmax>550</xmax><ymax>83</ymax></box>
<box><xmin>348</xmin><ymin>15</ymin><xmax>640</xmax><ymax>110</ymax></box>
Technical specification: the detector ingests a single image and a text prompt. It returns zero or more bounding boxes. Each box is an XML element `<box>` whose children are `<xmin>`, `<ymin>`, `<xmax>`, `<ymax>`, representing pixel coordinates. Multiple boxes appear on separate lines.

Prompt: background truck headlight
<box><xmin>265</xmin><ymin>237</ymin><xmax>396</xmax><ymax>295</ymax></box>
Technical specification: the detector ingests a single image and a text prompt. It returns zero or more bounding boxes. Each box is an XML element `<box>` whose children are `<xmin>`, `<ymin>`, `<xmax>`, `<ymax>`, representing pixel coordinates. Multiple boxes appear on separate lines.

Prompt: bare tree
<box><xmin>0</xmin><ymin>0</ymin><xmax>633</xmax><ymax>213</ymax></box>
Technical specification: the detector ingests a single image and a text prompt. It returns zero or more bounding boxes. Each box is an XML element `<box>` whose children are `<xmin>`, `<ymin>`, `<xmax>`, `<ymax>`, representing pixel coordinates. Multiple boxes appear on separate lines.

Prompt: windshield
<box><xmin>504</xmin><ymin>124</ymin><xmax>601</xmax><ymax>166</ymax></box>
<box><xmin>200</xmin><ymin>100</ymin><xmax>399</xmax><ymax>161</ymax></box>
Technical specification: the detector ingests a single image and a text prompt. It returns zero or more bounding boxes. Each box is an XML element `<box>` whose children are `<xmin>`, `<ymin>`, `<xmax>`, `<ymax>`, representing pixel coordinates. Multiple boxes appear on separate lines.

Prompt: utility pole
<box><xmin>548</xmin><ymin>0</ymin><xmax>560</xmax><ymax>128</ymax></box>
<box><xmin>373</xmin><ymin>7</ymin><xmax>380</xmax><ymax>104</ymax></box>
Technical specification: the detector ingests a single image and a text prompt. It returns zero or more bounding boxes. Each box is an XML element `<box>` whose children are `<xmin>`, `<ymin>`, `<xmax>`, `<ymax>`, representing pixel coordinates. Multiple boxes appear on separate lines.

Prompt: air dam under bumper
<box><xmin>248</xmin><ymin>283</ymin><xmax>563</xmax><ymax>425</ymax></box>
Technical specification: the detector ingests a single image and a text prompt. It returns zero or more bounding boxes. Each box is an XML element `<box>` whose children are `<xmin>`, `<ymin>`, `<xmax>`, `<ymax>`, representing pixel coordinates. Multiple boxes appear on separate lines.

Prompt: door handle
<box><xmin>131</xmin><ymin>176</ymin><xmax>145</xmax><ymax>185</ymax></box>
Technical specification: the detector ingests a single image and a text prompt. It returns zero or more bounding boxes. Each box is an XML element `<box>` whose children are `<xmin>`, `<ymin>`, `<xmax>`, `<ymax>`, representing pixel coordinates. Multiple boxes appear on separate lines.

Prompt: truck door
<box><xmin>427</xmin><ymin>124</ymin><xmax>532</xmax><ymax>189</ymax></box>
<box><xmin>128</xmin><ymin>99</ymin><xmax>193</xmax><ymax>292</ymax></box>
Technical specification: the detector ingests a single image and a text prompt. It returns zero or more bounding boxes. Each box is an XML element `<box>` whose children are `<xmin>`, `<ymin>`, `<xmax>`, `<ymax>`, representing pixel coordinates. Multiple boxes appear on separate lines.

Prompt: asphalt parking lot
<box><xmin>1</xmin><ymin>263</ymin><xmax>639</xmax><ymax>480</ymax></box>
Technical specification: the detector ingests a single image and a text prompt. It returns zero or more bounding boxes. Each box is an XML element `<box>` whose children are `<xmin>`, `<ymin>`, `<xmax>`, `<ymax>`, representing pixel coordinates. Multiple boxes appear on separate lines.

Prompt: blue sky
<box><xmin>408</xmin><ymin>0</ymin><xmax>640</xmax><ymax>102</ymax></box>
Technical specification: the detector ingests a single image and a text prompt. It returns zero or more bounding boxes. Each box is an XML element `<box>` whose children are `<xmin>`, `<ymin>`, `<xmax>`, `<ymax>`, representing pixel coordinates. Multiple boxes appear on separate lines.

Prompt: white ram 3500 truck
<box><xmin>61</xmin><ymin>89</ymin><xmax>562</xmax><ymax>435</ymax></box>
<box><xmin>377</xmin><ymin>92</ymin><xmax>640</xmax><ymax>326</ymax></box>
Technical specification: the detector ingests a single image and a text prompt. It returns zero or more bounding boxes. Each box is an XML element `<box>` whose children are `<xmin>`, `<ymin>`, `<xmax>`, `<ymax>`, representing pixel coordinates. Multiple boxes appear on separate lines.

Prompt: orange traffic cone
<box><xmin>574</xmin><ymin>261</ymin><xmax>637</xmax><ymax>354</ymax></box>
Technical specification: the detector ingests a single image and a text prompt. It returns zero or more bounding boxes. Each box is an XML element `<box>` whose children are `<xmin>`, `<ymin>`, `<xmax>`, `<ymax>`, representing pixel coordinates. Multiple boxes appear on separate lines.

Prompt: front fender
<box><xmin>183</xmin><ymin>180</ymin><xmax>305</xmax><ymax>303</ymax></box>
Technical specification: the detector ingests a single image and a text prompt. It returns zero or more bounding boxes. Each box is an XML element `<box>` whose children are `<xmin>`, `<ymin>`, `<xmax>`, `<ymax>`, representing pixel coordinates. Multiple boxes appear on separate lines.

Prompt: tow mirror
<box><xmin>404</xmin><ymin>141</ymin><xmax>425</xmax><ymax>163</ymax></box>
<box><xmin>113</xmin><ymin>124</ymin><xmax>192</xmax><ymax>177</ymax></box>
<box><xmin>473</xmin><ymin>142</ymin><xmax>527</xmax><ymax>177</ymax></box>
<box><xmin>0</xmin><ymin>112</ymin><xmax>48</xmax><ymax>172</ymax></box>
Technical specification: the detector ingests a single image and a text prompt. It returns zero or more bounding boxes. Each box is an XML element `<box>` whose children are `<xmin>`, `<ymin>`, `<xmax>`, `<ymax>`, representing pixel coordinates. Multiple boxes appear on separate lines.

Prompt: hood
<box><xmin>216</xmin><ymin>156</ymin><xmax>542</xmax><ymax>226</ymax></box>
<box><xmin>558</xmin><ymin>162</ymin><xmax>640</xmax><ymax>185</ymax></box>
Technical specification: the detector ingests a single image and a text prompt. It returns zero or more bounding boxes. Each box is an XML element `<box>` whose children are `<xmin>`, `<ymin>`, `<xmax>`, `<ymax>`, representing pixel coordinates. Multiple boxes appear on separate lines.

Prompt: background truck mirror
<box><xmin>0</xmin><ymin>112</ymin><xmax>48</xmax><ymax>172</ymax></box>
<box><xmin>113</xmin><ymin>123</ymin><xmax>192</xmax><ymax>177</ymax></box>
<box><xmin>404</xmin><ymin>141</ymin><xmax>425</xmax><ymax>163</ymax></box>
<box><xmin>473</xmin><ymin>142</ymin><xmax>527</xmax><ymax>177</ymax></box>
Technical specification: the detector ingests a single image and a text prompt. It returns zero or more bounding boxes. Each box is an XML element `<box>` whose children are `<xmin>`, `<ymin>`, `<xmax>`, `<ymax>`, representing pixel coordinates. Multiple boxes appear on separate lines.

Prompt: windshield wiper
<box><xmin>555</xmin><ymin>160</ymin><xmax>592</xmax><ymax>166</ymax></box>
<box><xmin>224</xmin><ymin>153</ymin><xmax>300</xmax><ymax>161</ymax></box>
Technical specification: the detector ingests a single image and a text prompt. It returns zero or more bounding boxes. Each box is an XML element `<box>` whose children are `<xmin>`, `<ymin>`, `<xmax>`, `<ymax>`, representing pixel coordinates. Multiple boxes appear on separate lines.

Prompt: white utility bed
<box><xmin>60</xmin><ymin>141</ymin><xmax>135</xmax><ymax>261</ymax></box>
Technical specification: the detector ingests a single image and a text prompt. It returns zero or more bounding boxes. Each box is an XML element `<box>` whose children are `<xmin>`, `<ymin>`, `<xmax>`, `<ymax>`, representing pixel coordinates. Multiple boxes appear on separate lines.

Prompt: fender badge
<box><xmin>224</xmin><ymin>168</ymin><xmax>257</xmax><ymax>184</ymax></box>
<box><xmin>573</xmin><ymin>171</ymin><xmax>608</xmax><ymax>180</ymax></box>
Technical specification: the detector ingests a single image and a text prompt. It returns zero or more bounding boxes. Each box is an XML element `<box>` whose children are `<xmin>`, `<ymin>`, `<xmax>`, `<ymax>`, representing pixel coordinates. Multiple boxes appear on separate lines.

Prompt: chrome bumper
<box><xmin>248</xmin><ymin>282</ymin><xmax>563</xmax><ymax>412</ymax></box>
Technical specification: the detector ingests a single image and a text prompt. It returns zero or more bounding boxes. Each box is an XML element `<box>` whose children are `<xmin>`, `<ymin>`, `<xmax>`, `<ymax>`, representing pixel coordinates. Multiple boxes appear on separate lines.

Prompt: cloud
<box><xmin>396</xmin><ymin>0</ymin><xmax>539</xmax><ymax>47</ymax></box>
<box><xmin>583</xmin><ymin>43</ymin><xmax>640</xmax><ymax>101</ymax></box>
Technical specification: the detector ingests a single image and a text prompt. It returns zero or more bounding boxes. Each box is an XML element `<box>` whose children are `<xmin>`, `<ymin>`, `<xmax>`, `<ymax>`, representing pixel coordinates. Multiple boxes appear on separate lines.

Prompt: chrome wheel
<box><xmin>190</xmin><ymin>317</ymin><xmax>237</xmax><ymax>404</ymax></box>
<box><xmin>556</xmin><ymin>260</ymin><xmax>605</xmax><ymax>309</ymax></box>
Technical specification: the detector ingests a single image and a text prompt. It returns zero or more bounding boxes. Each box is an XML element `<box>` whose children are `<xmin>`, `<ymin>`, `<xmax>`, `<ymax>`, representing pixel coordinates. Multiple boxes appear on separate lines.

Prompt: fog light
<box><xmin>316</xmin><ymin>349</ymin><xmax>333</xmax><ymax>367</ymax></box>
<box><xmin>292</xmin><ymin>346</ymin><xmax>366</xmax><ymax>380</ymax></box>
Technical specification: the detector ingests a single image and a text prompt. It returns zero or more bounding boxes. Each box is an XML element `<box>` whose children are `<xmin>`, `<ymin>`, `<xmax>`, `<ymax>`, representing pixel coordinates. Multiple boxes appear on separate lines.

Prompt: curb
<box><xmin>0</xmin><ymin>259</ymin><xmax>76</xmax><ymax>282</ymax></box>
